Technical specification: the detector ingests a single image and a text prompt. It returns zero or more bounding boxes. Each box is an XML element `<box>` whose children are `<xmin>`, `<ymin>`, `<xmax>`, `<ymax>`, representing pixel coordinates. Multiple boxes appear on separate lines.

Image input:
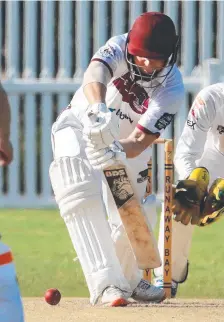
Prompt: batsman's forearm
<box><xmin>119</xmin><ymin>138</ymin><xmax>144</xmax><ymax>158</ymax></box>
<box><xmin>0</xmin><ymin>88</ymin><xmax>11</xmax><ymax>140</ymax></box>
<box><xmin>83</xmin><ymin>82</ymin><xmax>107</xmax><ymax>105</ymax></box>
<box><xmin>120</xmin><ymin>130</ymin><xmax>160</xmax><ymax>158</ymax></box>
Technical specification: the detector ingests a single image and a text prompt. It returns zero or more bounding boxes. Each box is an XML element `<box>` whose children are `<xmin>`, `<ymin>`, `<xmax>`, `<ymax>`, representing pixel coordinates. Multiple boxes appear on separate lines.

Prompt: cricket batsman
<box><xmin>49</xmin><ymin>12</ymin><xmax>185</xmax><ymax>306</ymax></box>
<box><xmin>0</xmin><ymin>85</ymin><xmax>24</xmax><ymax>320</ymax></box>
<box><xmin>155</xmin><ymin>82</ymin><xmax>224</xmax><ymax>297</ymax></box>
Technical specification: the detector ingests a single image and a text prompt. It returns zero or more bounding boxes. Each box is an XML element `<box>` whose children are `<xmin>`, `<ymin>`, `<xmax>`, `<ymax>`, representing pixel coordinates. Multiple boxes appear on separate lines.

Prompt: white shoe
<box><xmin>132</xmin><ymin>279</ymin><xmax>166</xmax><ymax>303</ymax></box>
<box><xmin>101</xmin><ymin>286</ymin><xmax>130</xmax><ymax>307</ymax></box>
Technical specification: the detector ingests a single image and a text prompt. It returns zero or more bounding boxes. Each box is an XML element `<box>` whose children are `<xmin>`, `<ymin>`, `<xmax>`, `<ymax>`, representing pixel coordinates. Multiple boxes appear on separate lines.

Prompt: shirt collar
<box><xmin>154</xmin><ymin>66</ymin><xmax>171</xmax><ymax>87</ymax></box>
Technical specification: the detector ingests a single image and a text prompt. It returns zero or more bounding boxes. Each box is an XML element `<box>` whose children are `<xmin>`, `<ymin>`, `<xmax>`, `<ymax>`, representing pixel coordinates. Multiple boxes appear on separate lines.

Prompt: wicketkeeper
<box><xmin>49</xmin><ymin>12</ymin><xmax>184</xmax><ymax>306</ymax></box>
<box><xmin>155</xmin><ymin>82</ymin><xmax>224</xmax><ymax>297</ymax></box>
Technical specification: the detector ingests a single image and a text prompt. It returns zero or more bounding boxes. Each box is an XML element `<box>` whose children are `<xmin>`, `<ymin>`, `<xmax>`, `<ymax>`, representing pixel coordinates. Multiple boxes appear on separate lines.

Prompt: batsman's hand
<box><xmin>172</xmin><ymin>167</ymin><xmax>210</xmax><ymax>225</ymax></box>
<box><xmin>85</xmin><ymin>140</ymin><xmax>126</xmax><ymax>171</ymax></box>
<box><xmin>83</xmin><ymin>103</ymin><xmax>119</xmax><ymax>148</ymax></box>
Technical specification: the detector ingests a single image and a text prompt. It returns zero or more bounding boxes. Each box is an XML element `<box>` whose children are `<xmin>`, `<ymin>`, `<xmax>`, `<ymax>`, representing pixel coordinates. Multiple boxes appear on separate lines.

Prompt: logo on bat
<box><xmin>104</xmin><ymin>168</ymin><xmax>134</xmax><ymax>207</ymax></box>
<box><xmin>137</xmin><ymin>169</ymin><xmax>148</xmax><ymax>183</ymax></box>
<box><xmin>217</xmin><ymin>125</ymin><xmax>224</xmax><ymax>134</ymax></box>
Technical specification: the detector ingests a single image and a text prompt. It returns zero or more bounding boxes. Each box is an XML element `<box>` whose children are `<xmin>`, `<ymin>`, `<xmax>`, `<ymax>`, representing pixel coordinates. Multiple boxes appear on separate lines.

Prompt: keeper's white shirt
<box><xmin>175</xmin><ymin>83</ymin><xmax>224</xmax><ymax>183</ymax></box>
<box><xmin>56</xmin><ymin>33</ymin><xmax>184</xmax><ymax>158</ymax></box>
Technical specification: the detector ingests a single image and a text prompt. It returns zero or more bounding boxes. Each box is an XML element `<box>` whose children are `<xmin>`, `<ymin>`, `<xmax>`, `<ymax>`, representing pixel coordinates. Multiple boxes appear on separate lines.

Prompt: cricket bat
<box><xmin>103</xmin><ymin>163</ymin><xmax>161</xmax><ymax>270</ymax></box>
<box><xmin>87</xmin><ymin>112</ymin><xmax>161</xmax><ymax>269</ymax></box>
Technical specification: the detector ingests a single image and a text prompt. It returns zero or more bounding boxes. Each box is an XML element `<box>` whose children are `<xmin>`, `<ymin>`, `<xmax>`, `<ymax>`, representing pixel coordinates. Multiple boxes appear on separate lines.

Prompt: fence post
<box><xmin>202</xmin><ymin>58</ymin><xmax>221</xmax><ymax>87</ymax></box>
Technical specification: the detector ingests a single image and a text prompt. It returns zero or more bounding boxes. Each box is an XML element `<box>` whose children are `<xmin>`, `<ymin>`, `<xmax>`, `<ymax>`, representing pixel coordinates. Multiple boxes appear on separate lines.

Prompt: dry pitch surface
<box><xmin>24</xmin><ymin>298</ymin><xmax>224</xmax><ymax>322</ymax></box>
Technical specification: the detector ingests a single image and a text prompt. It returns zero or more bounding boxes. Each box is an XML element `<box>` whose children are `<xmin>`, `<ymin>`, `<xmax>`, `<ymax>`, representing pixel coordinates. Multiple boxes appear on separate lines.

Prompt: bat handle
<box><xmin>154</xmin><ymin>138</ymin><xmax>172</xmax><ymax>144</ymax></box>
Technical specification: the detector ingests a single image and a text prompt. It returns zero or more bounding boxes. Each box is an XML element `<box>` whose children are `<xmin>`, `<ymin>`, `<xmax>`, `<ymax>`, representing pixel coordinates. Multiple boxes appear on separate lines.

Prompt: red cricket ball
<box><xmin>44</xmin><ymin>288</ymin><xmax>61</xmax><ymax>305</ymax></box>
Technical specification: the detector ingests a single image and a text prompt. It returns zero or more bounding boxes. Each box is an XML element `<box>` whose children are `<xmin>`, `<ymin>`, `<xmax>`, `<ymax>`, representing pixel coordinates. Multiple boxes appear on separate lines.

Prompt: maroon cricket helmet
<box><xmin>127</xmin><ymin>12</ymin><xmax>178</xmax><ymax>60</ymax></box>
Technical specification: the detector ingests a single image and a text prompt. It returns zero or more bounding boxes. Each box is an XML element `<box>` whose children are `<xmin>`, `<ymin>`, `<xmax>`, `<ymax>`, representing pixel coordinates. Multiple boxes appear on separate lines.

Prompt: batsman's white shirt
<box><xmin>54</xmin><ymin>33</ymin><xmax>184</xmax><ymax>200</ymax></box>
<box><xmin>175</xmin><ymin>83</ymin><xmax>224</xmax><ymax>183</ymax></box>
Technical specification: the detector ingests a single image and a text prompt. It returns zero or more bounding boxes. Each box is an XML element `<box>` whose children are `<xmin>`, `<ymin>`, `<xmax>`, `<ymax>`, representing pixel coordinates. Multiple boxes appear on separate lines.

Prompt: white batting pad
<box><xmin>155</xmin><ymin>207</ymin><xmax>194</xmax><ymax>282</ymax></box>
<box><xmin>49</xmin><ymin>156</ymin><xmax>131</xmax><ymax>304</ymax></box>
<box><xmin>171</xmin><ymin>220</ymin><xmax>194</xmax><ymax>282</ymax></box>
<box><xmin>111</xmin><ymin>224</ymin><xmax>141</xmax><ymax>291</ymax></box>
<box><xmin>50</xmin><ymin>157</ymin><xmax>100</xmax><ymax>216</ymax></box>
<box><xmin>52</xmin><ymin>126</ymin><xmax>81</xmax><ymax>159</ymax></box>
<box><xmin>142</xmin><ymin>194</ymin><xmax>157</xmax><ymax>230</ymax></box>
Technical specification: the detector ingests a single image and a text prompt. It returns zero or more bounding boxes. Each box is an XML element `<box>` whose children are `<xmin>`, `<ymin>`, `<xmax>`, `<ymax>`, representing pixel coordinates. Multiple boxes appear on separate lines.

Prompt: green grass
<box><xmin>0</xmin><ymin>209</ymin><xmax>88</xmax><ymax>298</ymax></box>
<box><xmin>180</xmin><ymin>218</ymin><xmax>224</xmax><ymax>298</ymax></box>
<box><xmin>0</xmin><ymin>209</ymin><xmax>224</xmax><ymax>298</ymax></box>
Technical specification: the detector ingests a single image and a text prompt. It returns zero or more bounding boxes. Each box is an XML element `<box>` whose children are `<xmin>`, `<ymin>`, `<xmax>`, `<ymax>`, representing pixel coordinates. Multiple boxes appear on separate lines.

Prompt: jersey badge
<box><xmin>155</xmin><ymin>113</ymin><xmax>174</xmax><ymax>130</ymax></box>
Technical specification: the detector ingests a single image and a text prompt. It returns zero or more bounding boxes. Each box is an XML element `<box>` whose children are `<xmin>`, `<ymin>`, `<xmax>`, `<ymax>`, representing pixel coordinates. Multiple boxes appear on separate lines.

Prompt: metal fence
<box><xmin>1</xmin><ymin>0</ymin><xmax>224</xmax><ymax>207</ymax></box>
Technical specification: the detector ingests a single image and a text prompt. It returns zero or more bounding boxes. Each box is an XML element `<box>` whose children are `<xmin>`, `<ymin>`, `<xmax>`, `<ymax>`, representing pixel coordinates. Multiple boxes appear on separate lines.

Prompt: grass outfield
<box><xmin>0</xmin><ymin>209</ymin><xmax>224</xmax><ymax>298</ymax></box>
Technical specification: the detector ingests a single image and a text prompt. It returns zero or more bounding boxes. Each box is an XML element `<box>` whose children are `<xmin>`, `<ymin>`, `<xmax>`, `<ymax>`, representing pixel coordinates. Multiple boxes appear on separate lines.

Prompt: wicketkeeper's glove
<box><xmin>199</xmin><ymin>178</ymin><xmax>224</xmax><ymax>227</ymax></box>
<box><xmin>172</xmin><ymin>167</ymin><xmax>210</xmax><ymax>225</ymax></box>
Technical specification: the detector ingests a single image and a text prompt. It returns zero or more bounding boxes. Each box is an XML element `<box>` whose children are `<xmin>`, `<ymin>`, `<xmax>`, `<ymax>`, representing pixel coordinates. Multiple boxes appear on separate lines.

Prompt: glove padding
<box><xmin>83</xmin><ymin>103</ymin><xmax>119</xmax><ymax>147</ymax></box>
<box><xmin>85</xmin><ymin>140</ymin><xmax>126</xmax><ymax>171</ymax></box>
<box><xmin>199</xmin><ymin>178</ymin><xmax>224</xmax><ymax>227</ymax></box>
<box><xmin>172</xmin><ymin>167</ymin><xmax>210</xmax><ymax>225</ymax></box>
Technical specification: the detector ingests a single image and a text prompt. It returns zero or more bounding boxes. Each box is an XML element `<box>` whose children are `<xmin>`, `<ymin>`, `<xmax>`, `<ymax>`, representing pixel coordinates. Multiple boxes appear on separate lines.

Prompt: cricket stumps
<box><xmin>144</xmin><ymin>139</ymin><xmax>173</xmax><ymax>299</ymax></box>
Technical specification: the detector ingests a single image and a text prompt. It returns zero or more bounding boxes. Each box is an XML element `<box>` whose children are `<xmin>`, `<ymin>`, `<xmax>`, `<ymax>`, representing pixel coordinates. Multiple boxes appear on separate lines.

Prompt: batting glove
<box><xmin>85</xmin><ymin>140</ymin><xmax>126</xmax><ymax>171</ymax></box>
<box><xmin>83</xmin><ymin>103</ymin><xmax>119</xmax><ymax>148</ymax></box>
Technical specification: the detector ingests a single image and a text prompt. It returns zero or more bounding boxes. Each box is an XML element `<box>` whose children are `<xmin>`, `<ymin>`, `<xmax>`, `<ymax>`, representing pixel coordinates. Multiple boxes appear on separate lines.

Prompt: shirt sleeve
<box><xmin>137</xmin><ymin>81</ymin><xmax>185</xmax><ymax>135</ymax></box>
<box><xmin>90</xmin><ymin>35</ymin><xmax>126</xmax><ymax>77</ymax></box>
<box><xmin>174</xmin><ymin>88</ymin><xmax>216</xmax><ymax>179</ymax></box>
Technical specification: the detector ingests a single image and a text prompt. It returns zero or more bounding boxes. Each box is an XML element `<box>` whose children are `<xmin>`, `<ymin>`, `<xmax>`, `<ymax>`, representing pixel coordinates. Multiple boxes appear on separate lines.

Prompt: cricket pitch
<box><xmin>24</xmin><ymin>298</ymin><xmax>224</xmax><ymax>322</ymax></box>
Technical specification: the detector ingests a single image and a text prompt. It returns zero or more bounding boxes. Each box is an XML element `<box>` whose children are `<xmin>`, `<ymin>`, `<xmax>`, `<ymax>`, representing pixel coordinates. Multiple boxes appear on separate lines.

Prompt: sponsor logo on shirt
<box><xmin>99</xmin><ymin>45</ymin><xmax>116</xmax><ymax>58</ymax></box>
<box><xmin>154</xmin><ymin>113</ymin><xmax>174</xmax><ymax>130</ymax></box>
<box><xmin>191</xmin><ymin>108</ymin><xmax>198</xmax><ymax>120</ymax></box>
<box><xmin>217</xmin><ymin>125</ymin><xmax>224</xmax><ymax>134</ymax></box>
<box><xmin>109</xmin><ymin>107</ymin><xmax>133</xmax><ymax>124</ymax></box>
<box><xmin>187</xmin><ymin>119</ymin><xmax>196</xmax><ymax>130</ymax></box>
<box><xmin>113</xmin><ymin>72</ymin><xmax>150</xmax><ymax>114</ymax></box>
<box><xmin>137</xmin><ymin>169</ymin><xmax>148</xmax><ymax>183</ymax></box>
<box><xmin>190</xmin><ymin>96</ymin><xmax>205</xmax><ymax>120</ymax></box>
<box><xmin>116</xmin><ymin>109</ymin><xmax>133</xmax><ymax>124</ymax></box>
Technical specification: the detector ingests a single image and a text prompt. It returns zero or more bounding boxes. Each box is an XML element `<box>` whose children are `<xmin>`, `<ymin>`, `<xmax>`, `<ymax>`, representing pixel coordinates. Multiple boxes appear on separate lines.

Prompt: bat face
<box><xmin>104</xmin><ymin>167</ymin><xmax>134</xmax><ymax>207</ymax></box>
<box><xmin>104</xmin><ymin>163</ymin><xmax>161</xmax><ymax>269</ymax></box>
